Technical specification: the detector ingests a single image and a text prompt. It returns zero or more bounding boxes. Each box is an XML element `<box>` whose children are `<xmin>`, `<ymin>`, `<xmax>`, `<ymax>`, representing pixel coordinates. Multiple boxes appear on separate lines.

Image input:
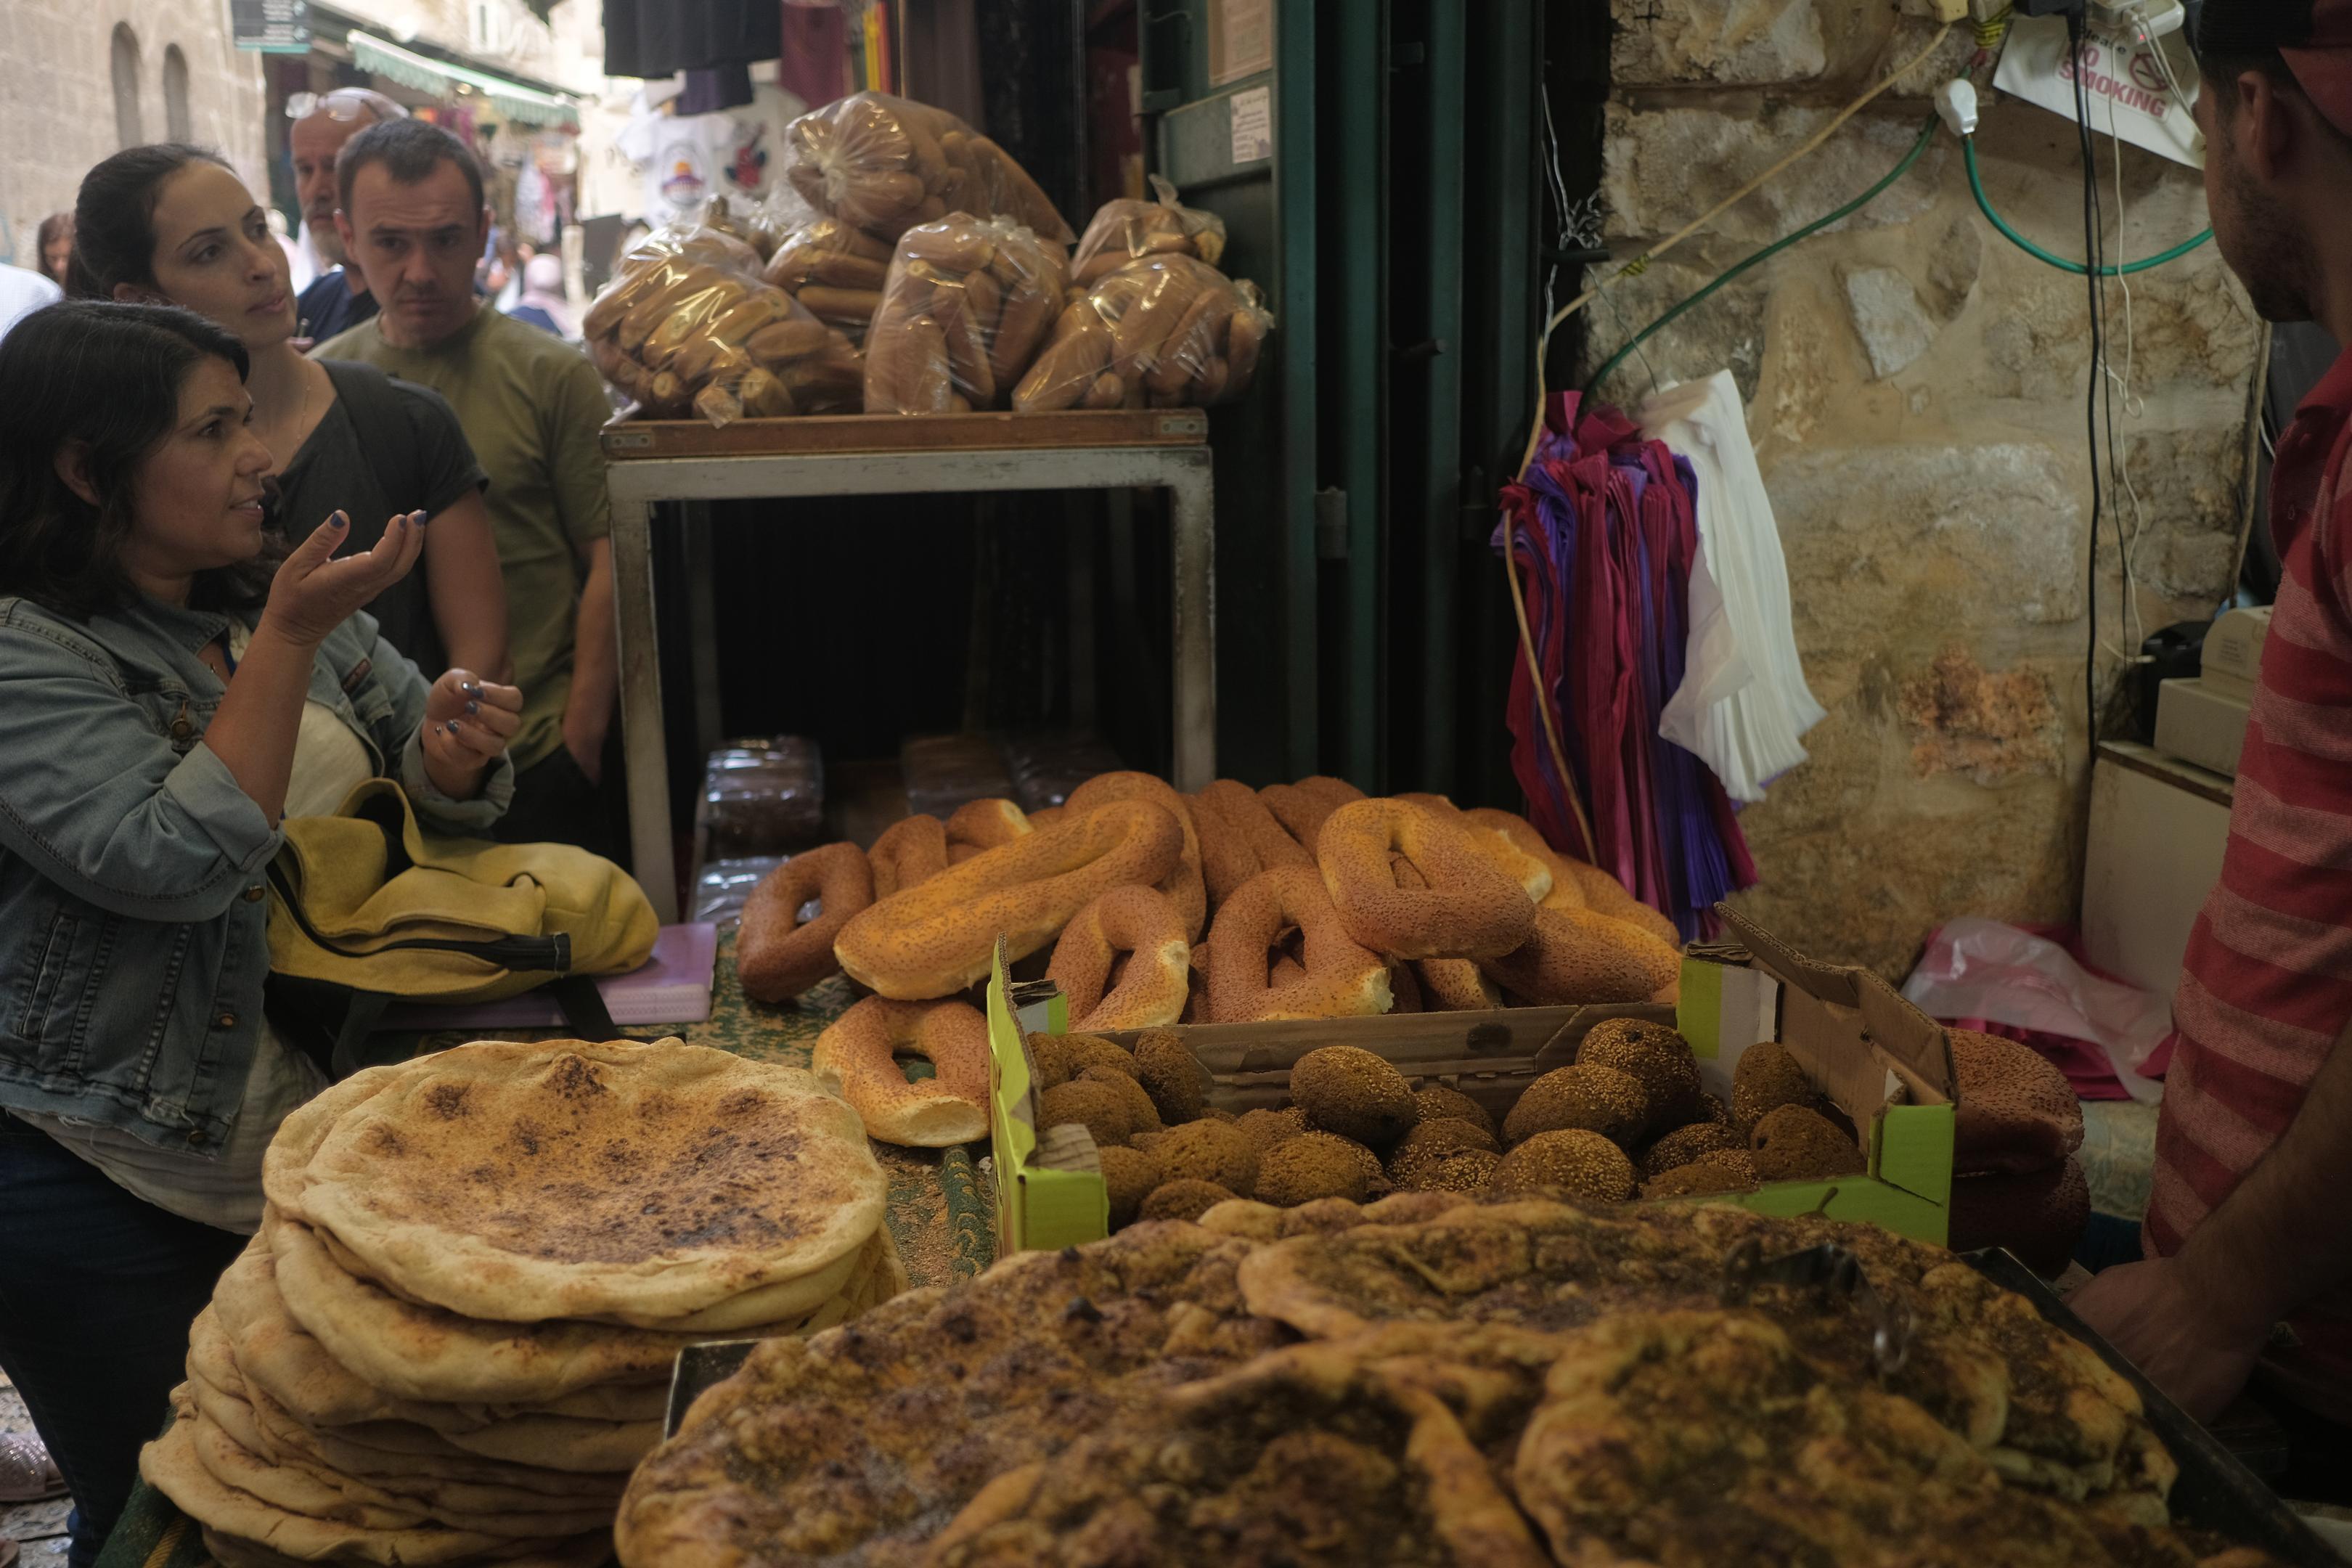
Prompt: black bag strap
<box><xmin>318</xmin><ymin>359</ymin><xmax>425</xmax><ymax>515</ymax></box>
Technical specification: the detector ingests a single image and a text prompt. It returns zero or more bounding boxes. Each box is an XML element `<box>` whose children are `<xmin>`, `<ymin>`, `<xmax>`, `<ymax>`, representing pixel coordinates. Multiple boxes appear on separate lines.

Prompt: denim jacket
<box><xmin>0</xmin><ymin>594</ymin><xmax>514</xmax><ymax>1153</ymax></box>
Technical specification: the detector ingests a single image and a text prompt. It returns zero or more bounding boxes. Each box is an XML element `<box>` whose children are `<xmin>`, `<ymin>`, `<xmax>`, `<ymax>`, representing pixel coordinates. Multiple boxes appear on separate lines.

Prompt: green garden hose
<box><xmin>1964</xmin><ymin>134</ymin><xmax>2212</xmax><ymax>276</ymax></box>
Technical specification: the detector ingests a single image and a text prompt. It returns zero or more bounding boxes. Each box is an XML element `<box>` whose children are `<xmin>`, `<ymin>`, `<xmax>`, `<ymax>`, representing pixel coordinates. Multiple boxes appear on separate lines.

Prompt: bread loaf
<box><xmin>1013</xmin><ymin>253</ymin><xmax>1273</xmax><ymax>412</ymax></box>
<box><xmin>862</xmin><ymin>213</ymin><xmax>1069</xmax><ymax>414</ymax></box>
<box><xmin>584</xmin><ymin>221</ymin><xmax>865</xmax><ymax>425</ymax></box>
<box><xmin>1070</xmin><ymin>175</ymin><xmax>1228</xmax><ymax>286</ymax></box>
<box><xmin>783</xmin><ymin>93</ymin><xmax>1075</xmax><ymax>245</ymax></box>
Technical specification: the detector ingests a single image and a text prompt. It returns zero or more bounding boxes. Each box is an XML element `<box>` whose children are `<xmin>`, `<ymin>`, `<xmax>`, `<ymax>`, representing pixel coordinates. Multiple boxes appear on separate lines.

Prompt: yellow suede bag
<box><xmin>266</xmin><ymin>779</ymin><xmax>656</xmax><ymax>1005</ymax></box>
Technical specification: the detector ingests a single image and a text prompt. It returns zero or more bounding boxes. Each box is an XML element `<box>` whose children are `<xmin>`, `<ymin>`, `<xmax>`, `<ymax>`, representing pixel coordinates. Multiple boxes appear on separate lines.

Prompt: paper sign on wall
<box><xmin>1229</xmin><ymin>86</ymin><xmax>1273</xmax><ymax>165</ymax></box>
<box><xmin>1994</xmin><ymin>13</ymin><xmax>2202</xmax><ymax>168</ymax></box>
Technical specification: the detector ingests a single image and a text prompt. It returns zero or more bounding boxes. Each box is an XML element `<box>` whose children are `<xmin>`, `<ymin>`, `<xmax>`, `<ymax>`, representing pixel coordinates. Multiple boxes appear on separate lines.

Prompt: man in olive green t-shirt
<box><xmin>317</xmin><ymin>118</ymin><xmax>619</xmax><ymax>857</ymax></box>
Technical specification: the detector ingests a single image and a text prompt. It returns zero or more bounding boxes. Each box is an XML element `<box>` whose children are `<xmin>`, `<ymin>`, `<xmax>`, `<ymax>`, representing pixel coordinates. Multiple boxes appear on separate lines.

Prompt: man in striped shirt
<box><xmin>2071</xmin><ymin>0</ymin><xmax>2352</xmax><ymax>1424</ymax></box>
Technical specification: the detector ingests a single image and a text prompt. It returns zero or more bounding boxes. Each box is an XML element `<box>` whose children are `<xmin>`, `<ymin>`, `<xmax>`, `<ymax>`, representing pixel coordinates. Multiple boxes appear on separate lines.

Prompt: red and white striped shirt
<box><xmin>2148</xmin><ymin>344</ymin><xmax>2352</xmax><ymax>1404</ymax></box>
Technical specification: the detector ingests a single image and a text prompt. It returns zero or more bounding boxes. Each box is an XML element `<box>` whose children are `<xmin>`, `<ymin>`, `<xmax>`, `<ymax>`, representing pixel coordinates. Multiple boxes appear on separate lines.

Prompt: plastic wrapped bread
<box><xmin>863</xmin><ymin>214</ymin><xmax>1071</xmax><ymax>415</ymax></box>
<box><xmin>783</xmin><ymin>92</ymin><xmax>1074</xmax><ymax>245</ymax></box>
<box><xmin>1069</xmin><ymin>175</ymin><xmax>1227</xmax><ymax>287</ymax></box>
<box><xmin>1012</xmin><ymin>253</ymin><xmax>1273</xmax><ymax>412</ymax></box>
<box><xmin>761</xmin><ymin>216</ymin><xmax>895</xmax><ymax>346</ymax></box>
<box><xmin>583</xmin><ymin>222</ymin><xmax>865</xmax><ymax>425</ymax></box>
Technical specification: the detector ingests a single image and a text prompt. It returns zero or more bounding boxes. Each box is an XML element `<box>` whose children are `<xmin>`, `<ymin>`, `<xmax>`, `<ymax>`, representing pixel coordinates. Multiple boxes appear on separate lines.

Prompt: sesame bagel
<box><xmin>1206</xmin><ymin>865</ymin><xmax>1392</xmax><ymax>1023</ymax></box>
<box><xmin>737</xmin><ymin>842</ymin><xmax>875</xmax><ymax>1003</ymax></box>
<box><xmin>1317</xmin><ymin>798</ymin><xmax>1536</xmax><ymax>961</ymax></box>
<box><xmin>811</xmin><ymin>997</ymin><xmax>990</xmax><ymax>1146</ymax></box>
<box><xmin>1048</xmin><ymin>884</ymin><xmax>1193</xmax><ymax>1031</ymax></box>
<box><xmin>833</xmin><ymin>799</ymin><xmax>1185</xmax><ymax>999</ymax></box>
<box><xmin>1064</xmin><ymin>772</ymin><xmax>1207</xmax><ymax>940</ymax></box>
<box><xmin>1480</xmin><ymin>905</ymin><xmax>1681</xmax><ymax>1006</ymax></box>
<box><xmin>868</xmin><ymin>814</ymin><xmax>949</xmax><ymax>899</ymax></box>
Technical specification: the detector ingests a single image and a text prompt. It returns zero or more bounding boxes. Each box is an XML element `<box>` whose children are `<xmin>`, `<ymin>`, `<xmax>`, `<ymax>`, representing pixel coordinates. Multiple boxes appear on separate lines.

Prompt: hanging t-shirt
<box><xmin>615</xmin><ymin>81</ymin><xmax>808</xmax><ymax>226</ymax></box>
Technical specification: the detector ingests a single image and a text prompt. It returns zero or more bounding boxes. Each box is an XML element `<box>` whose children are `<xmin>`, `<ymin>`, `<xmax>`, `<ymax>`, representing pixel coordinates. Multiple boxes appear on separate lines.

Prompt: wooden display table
<box><xmin>603</xmin><ymin>409</ymin><xmax>1219</xmax><ymax>920</ymax></box>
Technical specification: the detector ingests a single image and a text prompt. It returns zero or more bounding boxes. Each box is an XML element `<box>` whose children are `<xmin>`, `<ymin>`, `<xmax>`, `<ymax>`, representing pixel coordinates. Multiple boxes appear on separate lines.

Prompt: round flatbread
<box><xmin>277</xmin><ymin>1040</ymin><xmax>888</xmax><ymax>1326</ymax></box>
<box><xmin>141</xmin><ymin>1416</ymin><xmax>572</xmax><ymax>1566</ymax></box>
<box><xmin>214</xmin><ymin>1234</ymin><xmax>668</xmax><ymax>1434</ymax></box>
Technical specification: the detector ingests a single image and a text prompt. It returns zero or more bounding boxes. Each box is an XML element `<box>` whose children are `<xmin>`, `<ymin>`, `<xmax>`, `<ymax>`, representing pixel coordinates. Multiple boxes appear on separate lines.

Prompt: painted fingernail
<box><xmin>465</xmin><ymin>700</ymin><xmax>479</xmax><ymax>715</ymax></box>
<box><xmin>445</xmin><ymin>719</ymin><xmax>460</xmax><ymax>735</ymax></box>
<box><xmin>328</xmin><ymin>510</ymin><xmax>349</xmax><ymax>528</ymax></box>
<box><xmin>412</xmin><ymin>510</ymin><xmax>429</xmax><ymax>526</ymax></box>
<box><xmin>460</xmin><ymin>681</ymin><xmax>481</xmax><ymax>697</ymax></box>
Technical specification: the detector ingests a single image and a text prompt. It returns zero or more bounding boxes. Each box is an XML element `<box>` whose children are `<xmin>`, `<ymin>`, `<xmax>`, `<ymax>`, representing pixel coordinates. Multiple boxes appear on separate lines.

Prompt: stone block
<box><xmin>1840</xmin><ymin>265</ymin><xmax>1937</xmax><ymax>378</ymax></box>
<box><xmin>1609</xmin><ymin>0</ymin><xmax>1828</xmax><ymax>86</ymax></box>
<box><xmin>1898</xmin><ymin>649</ymin><xmax>2067</xmax><ymax>783</ymax></box>
<box><xmin>1574</xmin><ymin>259</ymin><xmax>1771</xmax><ymax>404</ymax></box>
<box><xmin>1765</xmin><ymin>441</ymin><xmax>2088</xmax><ymax>640</ymax></box>
<box><xmin>1601</xmin><ymin>103</ymin><xmax>1948</xmax><ymax>245</ymax></box>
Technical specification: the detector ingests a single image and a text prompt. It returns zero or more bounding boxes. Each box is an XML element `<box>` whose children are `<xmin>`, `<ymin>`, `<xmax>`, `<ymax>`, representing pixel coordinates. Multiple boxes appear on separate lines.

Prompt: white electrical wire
<box><xmin>2099</xmin><ymin>82</ymin><xmax>2152</xmax><ymax>656</ymax></box>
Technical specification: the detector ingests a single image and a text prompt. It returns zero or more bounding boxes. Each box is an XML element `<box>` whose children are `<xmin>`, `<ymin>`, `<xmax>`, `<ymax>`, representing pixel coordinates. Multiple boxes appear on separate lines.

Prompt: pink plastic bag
<box><xmin>1900</xmin><ymin>918</ymin><xmax>2172</xmax><ymax>1104</ymax></box>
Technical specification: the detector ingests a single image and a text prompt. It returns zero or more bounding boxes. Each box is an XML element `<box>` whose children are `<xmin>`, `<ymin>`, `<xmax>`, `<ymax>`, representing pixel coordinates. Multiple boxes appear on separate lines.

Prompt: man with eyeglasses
<box><xmin>287</xmin><ymin>88</ymin><xmax>408</xmax><ymax>346</ymax></box>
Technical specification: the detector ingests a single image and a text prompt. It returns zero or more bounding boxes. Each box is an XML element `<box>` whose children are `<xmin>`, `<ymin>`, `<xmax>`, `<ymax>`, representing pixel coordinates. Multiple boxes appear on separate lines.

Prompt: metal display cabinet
<box><xmin>603</xmin><ymin>411</ymin><xmax>1218</xmax><ymax>922</ymax></box>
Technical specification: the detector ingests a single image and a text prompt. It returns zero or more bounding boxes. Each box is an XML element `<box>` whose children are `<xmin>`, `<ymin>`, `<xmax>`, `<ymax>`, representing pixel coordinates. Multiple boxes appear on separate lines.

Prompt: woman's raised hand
<box><xmin>259</xmin><ymin>510</ymin><xmax>427</xmax><ymax>646</ymax></box>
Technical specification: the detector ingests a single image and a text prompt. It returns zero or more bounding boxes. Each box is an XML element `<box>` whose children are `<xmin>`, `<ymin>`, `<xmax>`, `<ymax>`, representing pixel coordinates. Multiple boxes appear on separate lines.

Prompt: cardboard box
<box><xmin>984</xmin><ymin>906</ymin><xmax>1959</xmax><ymax>1254</ymax></box>
<box><xmin>1678</xmin><ymin>907</ymin><xmax>1956</xmax><ymax>1244</ymax></box>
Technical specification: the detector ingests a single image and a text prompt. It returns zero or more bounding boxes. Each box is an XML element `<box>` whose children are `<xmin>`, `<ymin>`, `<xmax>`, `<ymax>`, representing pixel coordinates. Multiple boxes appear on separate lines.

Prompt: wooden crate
<box><xmin>601</xmin><ymin>407</ymin><xmax>1208</xmax><ymax>460</ymax></box>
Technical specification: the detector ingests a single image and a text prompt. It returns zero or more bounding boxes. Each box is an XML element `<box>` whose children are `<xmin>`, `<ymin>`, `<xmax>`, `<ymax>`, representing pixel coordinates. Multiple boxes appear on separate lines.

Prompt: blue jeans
<box><xmin>0</xmin><ymin>1117</ymin><xmax>242</xmax><ymax>1568</ymax></box>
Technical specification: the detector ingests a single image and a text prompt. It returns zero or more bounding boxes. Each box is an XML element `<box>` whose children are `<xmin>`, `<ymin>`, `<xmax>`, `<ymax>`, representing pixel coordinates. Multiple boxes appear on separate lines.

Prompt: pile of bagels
<box><xmin>139</xmin><ymin>1038</ymin><xmax>897</xmax><ymax>1568</ymax></box>
<box><xmin>740</xmin><ymin>772</ymin><xmax>1685</xmax><ymax>1148</ymax></box>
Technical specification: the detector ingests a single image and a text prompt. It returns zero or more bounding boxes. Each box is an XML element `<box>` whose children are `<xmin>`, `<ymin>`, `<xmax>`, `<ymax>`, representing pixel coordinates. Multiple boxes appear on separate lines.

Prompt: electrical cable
<box><xmin>2073</xmin><ymin>17</ymin><xmax>2110</xmax><ymax>750</ymax></box>
<box><xmin>1964</xmin><ymin>137</ymin><xmax>2211</xmax><ymax>273</ymax></box>
<box><xmin>1584</xmin><ymin>115</ymin><xmax>1943</xmax><ymax>398</ymax></box>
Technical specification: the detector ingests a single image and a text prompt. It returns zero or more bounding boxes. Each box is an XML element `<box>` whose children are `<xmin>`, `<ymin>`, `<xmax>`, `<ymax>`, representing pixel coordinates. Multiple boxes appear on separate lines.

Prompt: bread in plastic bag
<box><xmin>1012</xmin><ymin>253</ymin><xmax>1272</xmax><ymax>412</ymax></box>
<box><xmin>583</xmin><ymin>222</ymin><xmax>865</xmax><ymax>425</ymax></box>
<box><xmin>1069</xmin><ymin>174</ymin><xmax>1227</xmax><ymax>287</ymax></box>
<box><xmin>699</xmin><ymin>192</ymin><xmax>788</xmax><ymax>261</ymax></box>
<box><xmin>783</xmin><ymin>92</ymin><xmax>1074</xmax><ymax>245</ymax></box>
<box><xmin>864</xmin><ymin>213</ymin><xmax>1071</xmax><ymax>415</ymax></box>
<box><xmin>760</xmin><ymin>216</ymin><xmax>894</xmax><ymax>345</ymax></box>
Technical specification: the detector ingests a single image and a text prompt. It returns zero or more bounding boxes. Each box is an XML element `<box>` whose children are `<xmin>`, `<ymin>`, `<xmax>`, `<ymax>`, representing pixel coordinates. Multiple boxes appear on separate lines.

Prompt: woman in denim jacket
<box><xmin>0</xmin><ymin>301</ymin><xmax>523</xmax><ymax>1567</ymax></box>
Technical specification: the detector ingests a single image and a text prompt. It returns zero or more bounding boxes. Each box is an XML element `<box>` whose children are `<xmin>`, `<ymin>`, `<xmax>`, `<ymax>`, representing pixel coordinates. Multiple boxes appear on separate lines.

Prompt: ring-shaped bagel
<box><xmin>1317</xmin><ymin>799</ymin><xmax>1536</xmax><ymax>961</ymax></box>
<box><xmin>1185</xmin><ymin>787</ymin><xmax>1261</xmax><ymax>908</ymax></box>
<box><xmin>1047</xmin><ymin>885</ymin><xmax>1191</xmax><ymax>1031</ymax></box>
<box><xmin>833</xmin><ymin>799</ymin><xmax>1185</xmax><ymax>999</ymax></box>
<box><xmin>1400</xmin><ymin>795</ymin><xmax>1551</xmax><ymax>905</ymax></box>
<box><xmin>1063</xmin><ymin>772</ymin><xmax>1206</xmax><ymax>940</ymax></box>
<box><xmin>1478</xmin><ymin>906</ymin><xmax>1681</xmax><ymax>1005</ymax></box>
<box><xmin>1195</xmin><ymin>780</ymin><xmax>1313</xmax><ymax>886</ymax></box>
<box><xmin>1205</xmin><ymin>865</ymin><xmax>1392</xmax><ymax>1023</ymax></box>
<box><xmin>1462</xmin><ymin>807</ymin><xmax>1587</xmax><ymax>912</ymax></box>
<box><xmin>1414</xmin><ymin>957</ymin><xmax>1503</xmax><ymax>1012</ymax></box>
<box><xmin>944</xmin><ymin>797</ymin><xmax>1032</xmax><ymax>852</ymax></box>
<box><xmin>811</xmin><ymin>997</ymin><xmax>990</xmax><ymax>1146</ymax></box>
<box><xmin>1558</xmin><ymin>859</ymin><xmax>1686</xmax><ymax>951</ymax></box>
<box><xmin>737</xmin><ymin>842</ymin><xmax>875</xmax><ymax>1002</ymax></box>
<box><xmin>869</xmin><ymin>814</ymin><xmax>949</xmax><ymax>899</ymax></box>
<box><xmin>1258</xmin><ymin>775</ymin><xmax>1365</xmax><ymax>854</ymax></box>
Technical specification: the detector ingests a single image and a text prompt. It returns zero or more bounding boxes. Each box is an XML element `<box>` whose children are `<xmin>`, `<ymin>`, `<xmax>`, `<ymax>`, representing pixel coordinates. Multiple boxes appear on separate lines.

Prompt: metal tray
<box><xmin>658</xmin><ymin>1252</ymin><xmax>2337</xmax><ymax>1564</ymax></box>
<box><xmin>1965</xmin><ymin>1249</ymin><xmax>2338</xmax><ymax>1567</ymax></box>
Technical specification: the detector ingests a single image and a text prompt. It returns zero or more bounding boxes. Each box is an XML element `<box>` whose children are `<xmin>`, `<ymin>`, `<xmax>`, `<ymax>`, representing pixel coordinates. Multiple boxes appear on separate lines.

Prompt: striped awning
<box><xmin>349</xmin><ymin>30</ymin><xmax>579</xmax><ymax>129</ymax></box>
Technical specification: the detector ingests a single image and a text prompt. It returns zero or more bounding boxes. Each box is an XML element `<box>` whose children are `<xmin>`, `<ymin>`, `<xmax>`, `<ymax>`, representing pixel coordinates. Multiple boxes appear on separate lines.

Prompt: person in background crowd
<box><xmin>287</xmin><ymin>87</ymin><xmax>408</xmax><ymax>345</ymax></box>
<box><xmin>2071</xmin><ymin>0</ymin><xmax>2352</xmax><ymax>1455</ymax></box>
<box><xmin>319</xmin><ymin>119</ymin><xmax>621</xmax><ymax>858</ymax></box>
<box><xmin>0</xmin><ymin>300</ymin><xmax>519</xmax><ymax>1568</ymax></box>
<box><xmin>73</xmin><ymin>144</ymin><xmax>508</xmax><ymax>683</ymax></box>
<box><xmin>36</xmin><ymin>212</ymin><xmax>73</xmax><ymax>289</ymax></box>
<box><xmin>506</xmin><ymin>252</ymin><xmax>578</xmax><ymax>339</ymax></box>
<box><xmin>0</xmin><ymin>261</ymin><xmax>59</xmax><ymax>343</ymax></box>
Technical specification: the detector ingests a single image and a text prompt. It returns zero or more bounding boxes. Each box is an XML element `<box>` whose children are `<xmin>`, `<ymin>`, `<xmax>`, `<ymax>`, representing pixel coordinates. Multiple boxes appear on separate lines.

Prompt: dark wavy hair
<box><xmin>68</xmin><ymin>143</ymin><xmax>231</xmax><ymax>300</ymax></box>
<box><xmin>0</xmin><ymin>301</ymin><xmax>277</xmax><ymax>619</ymax></box>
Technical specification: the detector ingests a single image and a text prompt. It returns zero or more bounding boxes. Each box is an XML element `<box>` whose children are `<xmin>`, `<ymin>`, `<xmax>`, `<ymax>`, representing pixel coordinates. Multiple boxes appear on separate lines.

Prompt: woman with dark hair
<box><xmin>0</xmin><ymin>301</ymin><xmax>523</xmax><ymax>1568</ymax></box>
<box><xmin>73</xmin><ymin>144</ymin><xmax>509</xmax><ymax>685</ymax></box>
<box><xmin>36</xmin><ymin>212</ymin><xmax>73</xmax><ymax>289</ymax></box>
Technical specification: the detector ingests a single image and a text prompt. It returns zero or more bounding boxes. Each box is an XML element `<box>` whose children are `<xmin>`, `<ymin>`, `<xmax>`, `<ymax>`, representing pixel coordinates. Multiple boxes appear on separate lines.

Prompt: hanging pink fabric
<box><xmin>1494</xmin><ymin>391</ymin><xmax>1757</xmax><ymax>939</ymax></box>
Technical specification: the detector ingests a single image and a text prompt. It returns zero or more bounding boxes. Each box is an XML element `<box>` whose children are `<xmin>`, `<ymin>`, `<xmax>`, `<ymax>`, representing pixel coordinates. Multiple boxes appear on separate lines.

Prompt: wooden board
<box><xmin>602</xmin><ymin>407</ymin><xmax>1209</xmax><ymax>460</ymax></box>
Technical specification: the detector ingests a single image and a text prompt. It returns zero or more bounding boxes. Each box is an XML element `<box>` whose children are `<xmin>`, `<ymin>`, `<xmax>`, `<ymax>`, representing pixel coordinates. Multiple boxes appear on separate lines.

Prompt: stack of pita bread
<box><xmin>140</xmin><ymin>1037</ymin><xmax>898</xmax><ymax>1568</ymax></box>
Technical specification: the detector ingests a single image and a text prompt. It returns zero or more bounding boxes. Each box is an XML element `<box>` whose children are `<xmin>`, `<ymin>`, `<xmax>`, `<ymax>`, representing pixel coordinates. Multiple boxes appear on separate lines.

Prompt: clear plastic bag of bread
<box><xmin>582</xmin><ymin>221</ymin><xmax>865</xmax><ymax>425</ymax></box>
<box><xmin>864</xmin><ymin>213</ymin><xmax>1071</xmax><ymax>415</ymax></box>
<box><xmin>1012</xmin><ymin>253</ymin><xmax>1273</xmax><ymax>412</ymax></box>
<box><xmin>761</xmin><ymin>215</ymin><xmax>895</xmax><ymax>346</ymax></box>
<box><xmin>700</xmin><ymin>191</ymin><xmax>789</xmax><ymax>262</ymax></box>
<box><xmin>1069</xmin><ymin>175</ymin><xmax>1227</xmax><ymax>288</ymax></box>
<box><xmin>783</xmin><ymin>91</ymin><xmax>1076</xmax><ymax>246</ymax></box>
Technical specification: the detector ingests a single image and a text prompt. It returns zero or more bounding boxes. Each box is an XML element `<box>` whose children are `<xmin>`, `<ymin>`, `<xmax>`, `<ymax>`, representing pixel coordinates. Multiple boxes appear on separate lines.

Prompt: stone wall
<box><xmin>1585</xmin><ymin>0</ymin><xmax>2262</xmax><ymax>975</ymax></box>
<box><xmin>0</xmin><ymin>1</ymin><xmax>268</xmax><ymax>274</ymax></box>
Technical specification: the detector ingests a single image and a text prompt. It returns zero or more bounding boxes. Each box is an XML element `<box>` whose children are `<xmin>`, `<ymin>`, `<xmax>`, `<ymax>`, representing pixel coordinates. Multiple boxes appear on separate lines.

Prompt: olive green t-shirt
<box><xmin>317</xmin><ymin>306</ymin><xmax>609</xmax><ymax>770</ymax></box>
